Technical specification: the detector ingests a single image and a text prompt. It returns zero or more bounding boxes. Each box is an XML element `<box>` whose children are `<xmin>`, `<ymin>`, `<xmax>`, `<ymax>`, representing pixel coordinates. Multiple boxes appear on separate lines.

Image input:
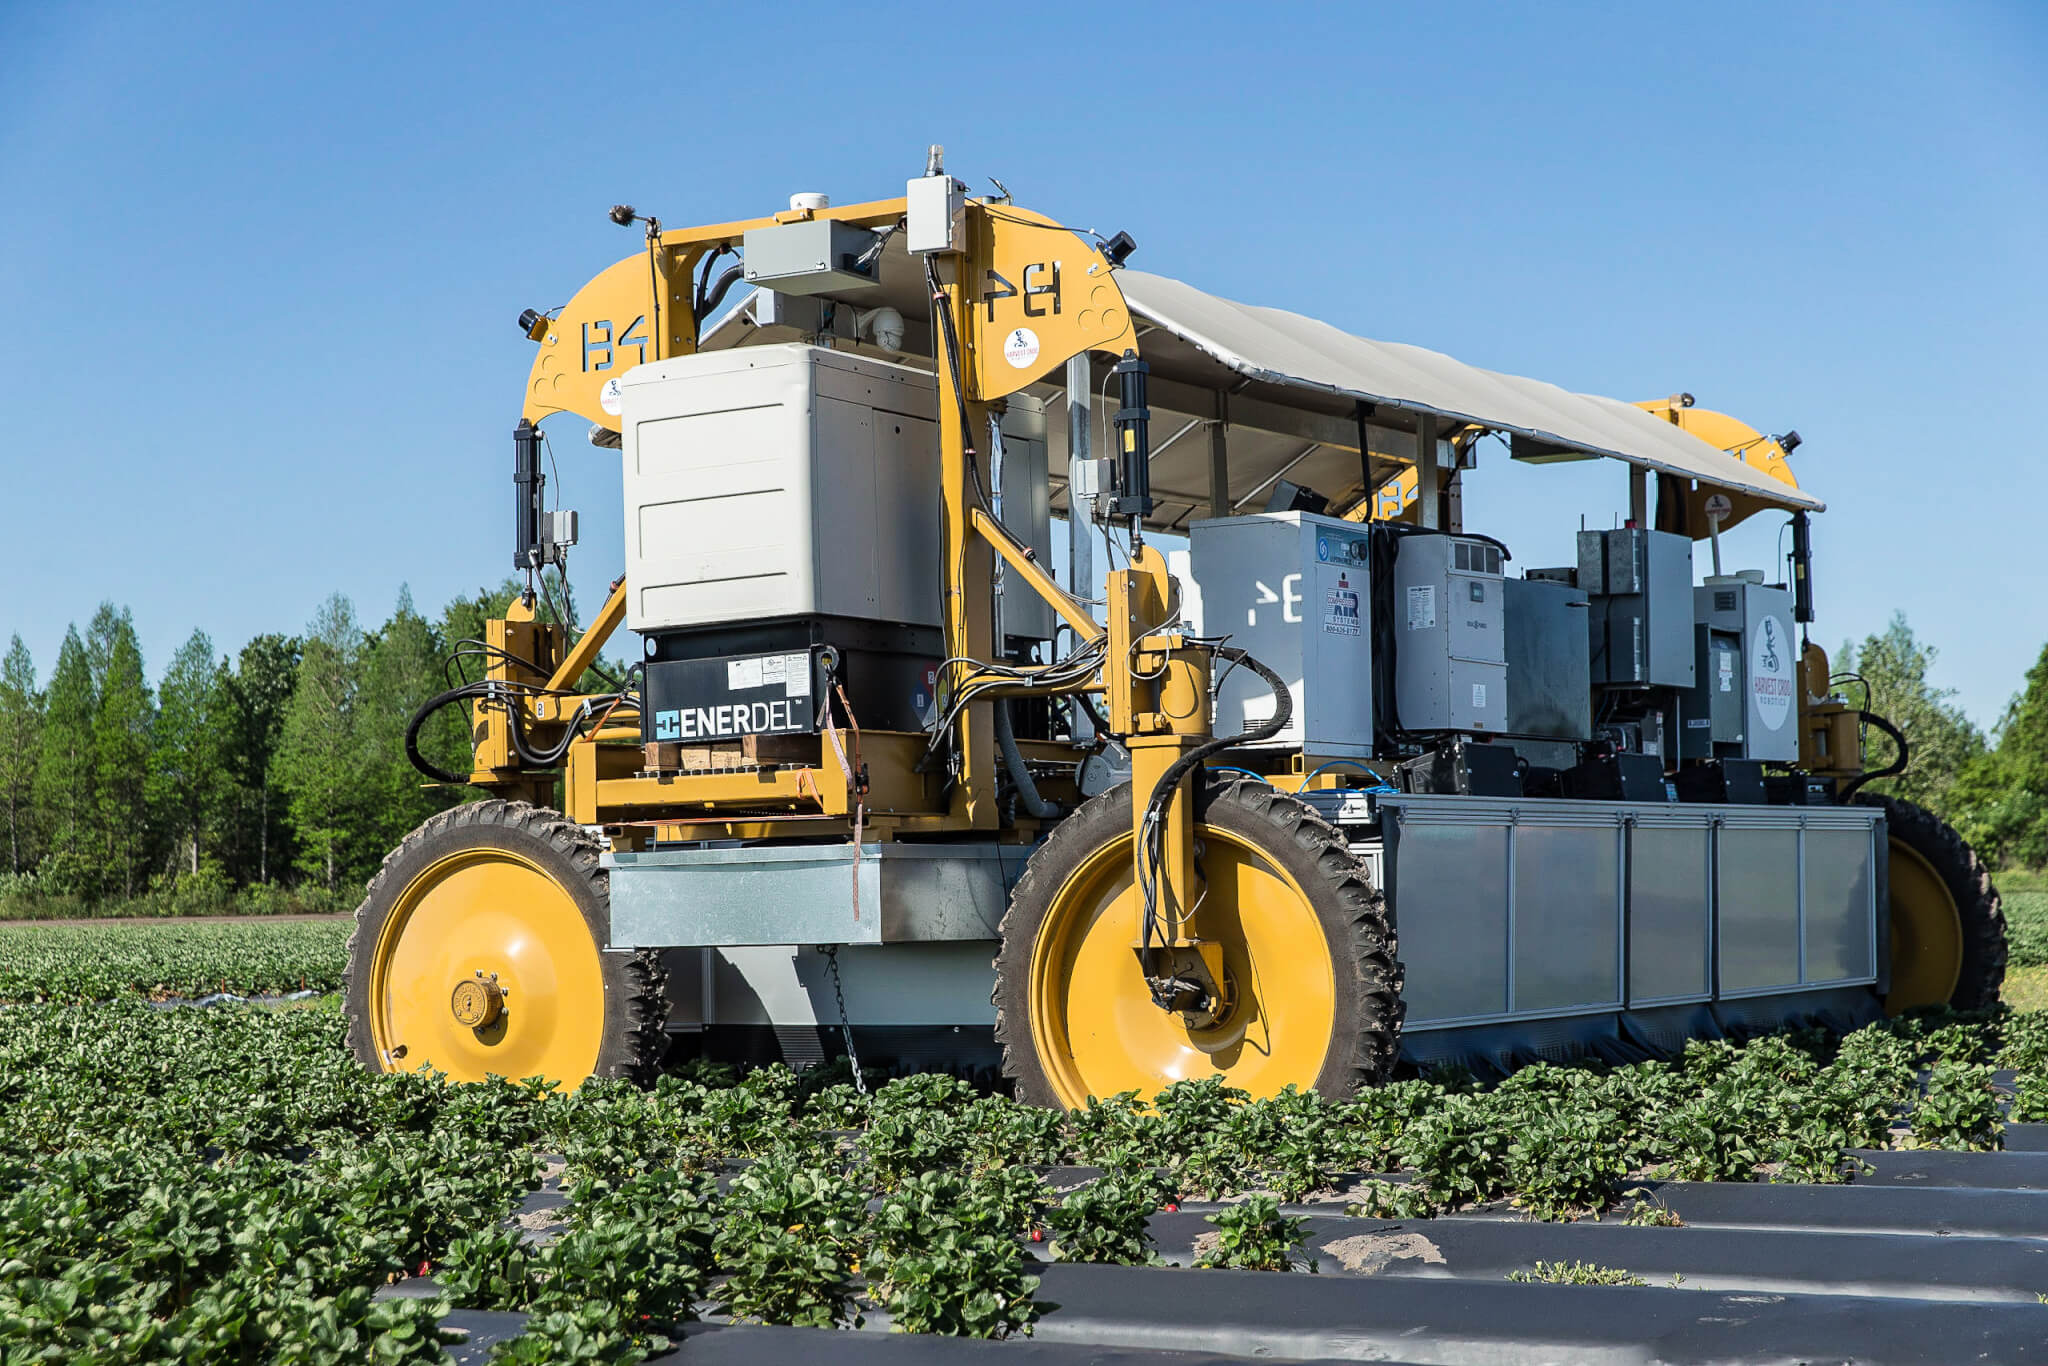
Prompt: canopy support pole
<box><xmin>1065</xmin><ymin>353</ymin><xmax>1096</xmax><ymax>743</ymax></box>
<box><xmin>1208</xmin><ymin>400</ymin><xmax>1230</xmax><ymax>519</ymax></box>
<box><xmin>1416</xmin><ymin>412</ymin><xmax>1440</xmax><ymax>529</ymax></box>
<box><xmin>1629</xmin><ymin>466</ymin><xmax>1648</xmax><ymax>527</ymax></box>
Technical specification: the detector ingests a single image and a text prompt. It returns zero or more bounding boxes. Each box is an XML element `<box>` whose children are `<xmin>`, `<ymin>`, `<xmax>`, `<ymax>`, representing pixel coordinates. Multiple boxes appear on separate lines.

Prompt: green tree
<box><xmin>149</xmin><ymin>630</ymin><xmax>230</xmax><ymax>876</ymax></box>
<box><xmin>223</xmin><ymin>634</ymin><xmax>301</xmax><ymax>885</ymax></box>
<box><xmin>1837</xmin><ymin>614</ymin><xmax>1983</xmax><ymax>818</ymax></box>
<box><xmin>0</xmin><ymin>637</ymin><xmax>42</xmax><ymax>874</ymax></box>
<box><xmin>88</xmin><ymin>604</ymin><xmax>155</xmax><ymax>898</ymax></box>
<box><xmin>34</xmin><ymin>628</ymin><xmax>98</xmax><ymax>895</ymax></box>
<box><xmin>1951</xmin><ymin>643</ymin><xmax>2048</xmax><ymax>868</ymax></box>
<box><xmin>360</xmin><ymin>586</ymin><xmax>460</xmax><ymax>853</ymax></box>
<box><xmin>275</xmin><ymin>595</ymin><xmax>369</xmax><ymax>889</ymax></box>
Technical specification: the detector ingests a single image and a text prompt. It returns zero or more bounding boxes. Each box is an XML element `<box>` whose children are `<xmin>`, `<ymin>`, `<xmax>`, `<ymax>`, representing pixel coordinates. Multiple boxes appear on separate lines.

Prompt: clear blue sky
<box><xmin>3</xmin><ymin>2</ymin><xmax>2043</xmax><ymax>726</ymax></box>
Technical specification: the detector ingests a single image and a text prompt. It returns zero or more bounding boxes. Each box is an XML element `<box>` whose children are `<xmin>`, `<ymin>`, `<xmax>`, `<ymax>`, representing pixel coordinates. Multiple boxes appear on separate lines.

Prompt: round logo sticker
<box><xmin>1002</xmin><ymin>327</ymin><xmax>1041</xmax><ymax>370</ymax></box>
<box><xmin>1752</xmin><ymin>613</ymin><xmax>1794</xmax><ymax>731</ymax></box>
<box><xmin>598</xmin><ymin>376</ymin><xmax>624</xmax><ymax>416</ymax></box>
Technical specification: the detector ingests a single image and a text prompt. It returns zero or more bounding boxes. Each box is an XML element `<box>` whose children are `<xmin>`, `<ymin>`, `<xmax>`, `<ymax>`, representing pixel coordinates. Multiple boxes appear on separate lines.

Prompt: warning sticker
<box><xmin>783</xmin><ymin>652</ymin><xmax>811</xmax><ymax>698</ymax></box>
<box><xmin>1752</xmin><ymin>615</ymin><xmax>1795</xmax><ymax>731</ymax></box>
<box><xmin>1406</xmin><ymin>584</ymin><xmax>1436</xmax><ymax>630</ymax></box>
<box><xmin>1002</xmin><ymin>327</ymin><xmax>1041</xmax><ymax>370</ymax></box>
<box><xmin>1472</xmin><ymin>683</ymin><xmax>1488</xmax><ymax>710</ymax></box>
<box><xmin>1323</xmin><ymin>573</ymin><xmax>1361</xmax><ymax>636</ymax></box>
<box><xmin>1718</xmin><ymin>649</ymin><xmax>1735</xmax><ymax>692</ymax></box>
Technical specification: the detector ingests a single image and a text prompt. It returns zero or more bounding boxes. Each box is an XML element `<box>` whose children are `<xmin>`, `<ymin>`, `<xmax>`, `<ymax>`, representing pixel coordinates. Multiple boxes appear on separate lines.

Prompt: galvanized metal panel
<box><xmin>1717</xmin><ymin>825</ymin><xmax>1803</xmax><ymax>994</ymax></box>
<box><xmin>606</xmin><ymin>844</ymin><xmax>1015</xmax><ymax>948</ymax></box>
<box><xmin>1389</xmin><ymin>815</ymin><xmax>1509</xmax><ymax>1023</ymax></box>
<box><xmin>1628</xmin><ymin>823</ymin><xmax>1713</xmax><ymax>1004</ymax></box>
<box><xmin>1512</xmin><ymin>822</ymin><xmax>1623</xmax><ymax>1013</ymax></box>
<box><xmin>1804</xmin><ymin>826</ymin><xmax>1878</xmax><ymax>984</ymax></box>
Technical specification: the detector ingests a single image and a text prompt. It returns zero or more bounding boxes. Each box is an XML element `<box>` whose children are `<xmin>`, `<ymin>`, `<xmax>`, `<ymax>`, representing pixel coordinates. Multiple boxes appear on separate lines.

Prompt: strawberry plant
<box><xmin>1196</xmin><ymin>1196</ymin><xmax>1315</xmax><ymax>1273</ymax></box>
<box><xmin>1507</xmin><ymin>1259</ymin><xmax>1645</xmax><ymax>1286</ymax></box>
<box><xmin>1910</xmin><ymin>1060</ymin><xmax>2004</xmax><ymax>1150</ymax></box>
<box><xmin>1045</xmin><ymin>1170</ymin><xmax>1168</xmax><ymax>1264</ymax></box>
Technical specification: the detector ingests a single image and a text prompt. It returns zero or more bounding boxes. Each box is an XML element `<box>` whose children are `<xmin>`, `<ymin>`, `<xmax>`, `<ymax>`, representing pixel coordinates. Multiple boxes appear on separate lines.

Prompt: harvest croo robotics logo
<box><xmin>1752</xmin><ymin>615</ymin><xmax>1794</xmax><ymax>731</ymax></box>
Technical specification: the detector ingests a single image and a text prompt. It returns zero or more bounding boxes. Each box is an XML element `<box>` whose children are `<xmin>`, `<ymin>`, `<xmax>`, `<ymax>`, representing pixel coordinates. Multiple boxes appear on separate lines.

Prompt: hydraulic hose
<box><xmin>696</xmin><ymin>263</ymin><xmax>745</xmax><ymax>330</ymax></box>
<box><xmin>1137</xmin><ymin>645</ymin><xmax>1294</xmax><ymax>953</ymax></box>
<box><xmin>1839</xmin><ymin>710</ymin><xmax>1909</xmax><ymax>801</ymax></box>
<box><xmin>406</xmin><ymin>684</ymin><xmax>487</xmax><ymax>785</ymax></box>
<box><xmin>995</xmin><ymin>699</ymin><xmax>1062</xmax><ymax>820</ymax></box>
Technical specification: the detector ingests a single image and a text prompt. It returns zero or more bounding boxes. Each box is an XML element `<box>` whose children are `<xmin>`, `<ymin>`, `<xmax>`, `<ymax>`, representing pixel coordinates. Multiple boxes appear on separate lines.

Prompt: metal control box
<box><xmin>1504</xmin><ymin>576</ymin><xmax>1592</xmax><ymax>740</ymax></box>
<box><xmin>1680</xmin><ymin>579</ymin><xmax>1799</xmax><ymax>762</ymax></box>
<box><xmin>741</xmin><ymin>220</ymin><xmax>880</xmax><ymax>295</ymax></box>
<box><xmin>1186</xmin><ymin>513</ymin><xmax>1374</xmax><ymax>757</ymax></box>
<box><xmin>1578</xmin><ymin>528</ymin><xmax>1696</xmax><ymax>689</ymax></box>
<box><xmin>1392</xmin><ymin>534</ymin><xmax>1507</xmax><ymax>733</ymax></box>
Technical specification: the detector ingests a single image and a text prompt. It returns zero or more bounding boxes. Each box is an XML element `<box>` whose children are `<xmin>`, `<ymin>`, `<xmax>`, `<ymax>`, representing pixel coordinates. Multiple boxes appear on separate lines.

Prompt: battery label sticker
<box><xmin>1323</xmin><ymin>574</ymin><xmax>1360</xmax><ymax>636</ymax></box>
<box><xmin>1471</xmin><ymin>682</ymin><xmax>1487</xmax><ymax>709</ymax></box>
<box><xmin>1718</xmin><ymin>650</ymin><xmax>1735</xmax><ymax>692</ymax></box>
<box><xmin>1406</xmin><ymin>584</ymin><xmax>1436</xmax><ymax>630</ymax></box>
<box><xmin>727</xmin><ymin>657</ymin><xmax>763</xmax><ymax>690</ymax></box>
<box><xmin>1752</xmin><ymin>615</ymin><xmax>1794</xmax><ymax>730</ymax></box>
<box><xmin>783</xmin><ymin>653</ymin><xmax>811</xmax><ymax>697</ymax></box>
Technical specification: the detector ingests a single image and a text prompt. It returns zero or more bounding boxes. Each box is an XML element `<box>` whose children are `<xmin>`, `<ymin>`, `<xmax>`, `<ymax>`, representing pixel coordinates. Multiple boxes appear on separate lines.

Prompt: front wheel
<box><xmin>344</xmin><ymin>800</ymin><xmax>668</xmax><ymax>1088</ymax></box>
<box><xmin>993</xmin><ymin>777</ymin><xmax>1402</xmax><ymax>1108</ymax></box>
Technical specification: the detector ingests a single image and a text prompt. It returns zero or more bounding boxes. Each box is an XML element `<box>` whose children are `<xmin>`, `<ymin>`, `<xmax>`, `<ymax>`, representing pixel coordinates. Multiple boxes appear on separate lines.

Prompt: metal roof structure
<box><xmin>703</xmin><ymin>241</ymin><xmax>1819</xmax><ymax>530</ymax></box>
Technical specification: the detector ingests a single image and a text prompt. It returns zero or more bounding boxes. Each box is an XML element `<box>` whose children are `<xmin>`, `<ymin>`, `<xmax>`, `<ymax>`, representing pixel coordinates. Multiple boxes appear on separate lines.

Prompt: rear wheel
<box><xmin>1857</xmin><ymin>793</ymin><xmax>2006</xmax><ymax>1013</ymax></box>
<box><xmin>345</xmin><ymin>800</ymin><xmax>667</xmax><ymax>1087</ymax></box>
<box><xmin>994</xmin><ymin>777</ymin><xmax>1402</xmax><ymax>1108</ymax></box>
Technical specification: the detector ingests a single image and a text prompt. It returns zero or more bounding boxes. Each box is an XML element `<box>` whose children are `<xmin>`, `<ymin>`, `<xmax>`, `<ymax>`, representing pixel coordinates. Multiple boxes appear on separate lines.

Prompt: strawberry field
<box><xmin>6</xmin><ymin>924</ymin><xmax>2048</xmax><ymax>1362</ymax></box>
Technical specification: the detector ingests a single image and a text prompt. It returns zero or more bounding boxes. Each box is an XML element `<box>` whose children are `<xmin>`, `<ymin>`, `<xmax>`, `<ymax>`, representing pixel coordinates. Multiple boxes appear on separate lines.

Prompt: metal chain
<box><xmin>821</xmin><ymin>945</ymin><xmax>866</xmax><ymax>1094</ymax></box>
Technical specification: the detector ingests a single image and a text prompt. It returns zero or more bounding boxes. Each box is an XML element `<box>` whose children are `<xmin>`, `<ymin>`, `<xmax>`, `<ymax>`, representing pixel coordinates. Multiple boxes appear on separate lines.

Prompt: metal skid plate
<box><xmin>1380</xmin><ymin>793</ymin><xmax>1881</xmax><ymax>1032</ymax></box>
<box><xmin>606</xmin><ymin>843</ymin><xmax>1021</xmax><ymax>948</ymax></box>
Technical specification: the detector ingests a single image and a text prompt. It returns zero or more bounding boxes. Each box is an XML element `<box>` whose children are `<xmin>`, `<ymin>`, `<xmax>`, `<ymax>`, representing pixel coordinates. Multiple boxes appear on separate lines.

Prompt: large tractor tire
<box><xmin>345</xmin><ymin>800</ymin><xmax>668</xmax><ymax>1087</ymax></box>
<box><xmin>994</xmin><ymin>777</ymin><xmax>1402</xmax><ymax>1108</ymax></box>
<box><xmin>1857</xmin><ymin>792</ymin><xmax>2006</xmax><ymax>1013</ymax></box>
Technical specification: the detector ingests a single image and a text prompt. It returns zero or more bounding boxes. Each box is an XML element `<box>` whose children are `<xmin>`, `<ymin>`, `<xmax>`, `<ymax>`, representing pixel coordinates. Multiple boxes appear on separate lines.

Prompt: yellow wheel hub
<box><xmin>1028</xmin><ymin>826</ymin><xmax>1336</xmax><ymax>1108</ymax></box>
<box><xmin>1884</xmin><ymin>837</ymin><xmax>1964</xmax><ymax>1013</ymax></box>
<box><xmin>368</xmin><ymin>847</ymin><xmax>605</xmax><ymax>1085</ymax></box>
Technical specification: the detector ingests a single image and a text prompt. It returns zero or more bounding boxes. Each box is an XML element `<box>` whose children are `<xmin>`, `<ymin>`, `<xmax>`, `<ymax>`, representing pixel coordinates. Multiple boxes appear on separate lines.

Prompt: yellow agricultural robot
<box><xmin>344</xmin><ymin>150</ymin><xmax>2002</xmax><ymax>1104</ymax></box>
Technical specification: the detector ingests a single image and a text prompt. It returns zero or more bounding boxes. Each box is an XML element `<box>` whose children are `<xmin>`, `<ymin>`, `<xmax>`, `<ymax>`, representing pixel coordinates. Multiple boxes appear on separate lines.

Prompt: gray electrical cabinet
<box><xmin>1679</xmin><ymin>579</ymin><xmax>1800</xmax><ymax>762</ymax></box>
<box><xmin>1392</xmin><ymin>534</ymin><xmax>1507</xmax><ymax>733</ymax></box>
<box><xmin>1504</xmin><ymin>577</ymin><xmax>1592</xmax><ymax>740</ymax></box>
<box><xmin>1186</xmin><ymin>513</ymin><xmax>1374</xmax><ymax>757</ymax></box>
<box><xmin>1578</xmin><ymin>528</ymin><xmax>1696</xmax><ymax>689</ymax></box>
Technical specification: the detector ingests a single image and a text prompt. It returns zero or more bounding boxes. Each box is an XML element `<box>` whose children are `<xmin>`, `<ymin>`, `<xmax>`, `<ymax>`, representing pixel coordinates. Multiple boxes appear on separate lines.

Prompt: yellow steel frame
<box><xmin>479</xmin><ymin>192</ymin><xmax>1206</xmax><ymax>916</ymax></box>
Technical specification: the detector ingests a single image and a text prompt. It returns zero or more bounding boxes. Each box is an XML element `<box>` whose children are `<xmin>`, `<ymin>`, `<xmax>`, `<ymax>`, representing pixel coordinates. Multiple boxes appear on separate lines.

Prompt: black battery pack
<box><xmin>1398</xmin><ymin>740</ymin><xmax>1525</xmax><ymax>798</ymax></box>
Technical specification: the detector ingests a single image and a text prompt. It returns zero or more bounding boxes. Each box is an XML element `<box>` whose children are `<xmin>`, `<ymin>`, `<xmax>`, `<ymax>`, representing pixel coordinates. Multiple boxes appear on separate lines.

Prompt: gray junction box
<box><xmin>1392</xmin><ymin>534</ymin><xmax>1507</xmax><ymax>733</ymax></box>
<box><xmin>1680</xmin><ymin>579</ymin><xmax>1800</xmax><ymax>763</ymax></box>
<box><xmin>1578</xmin><ymin>528</ymin><xmax>1696</xmax><ymax>690</ymax></box>
<box><xmin>1186</xmin><ymin>513</ymin><xmax>1374</xmax><ymax>757</ymax></box>
<box><xmin>1503</xmin><ymin>577</ymin><xmax>1592</xmax><ymax>740</ymax></box>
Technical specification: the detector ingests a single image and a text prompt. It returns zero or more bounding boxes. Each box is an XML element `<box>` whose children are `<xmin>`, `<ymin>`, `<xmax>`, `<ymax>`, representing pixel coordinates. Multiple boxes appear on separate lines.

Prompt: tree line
<box><xmin>0</xmin><ymin>576</ymin><xmax>585</xmax><ymax>914</ymax></box>
<box><xmin>1</xmin><ymin>599</ymin><xmax>2044</xmax><ymax>915</ymax></box>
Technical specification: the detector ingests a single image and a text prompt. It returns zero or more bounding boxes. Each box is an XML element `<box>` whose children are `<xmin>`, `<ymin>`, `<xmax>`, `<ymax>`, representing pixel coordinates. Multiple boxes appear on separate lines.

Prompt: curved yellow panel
<box><xmin>1636</xmin><ymin>401</ymin><xmax>1801</xmax><ymax>534</ymax></box>
<box><xmin>522</xmin><ymin>249</ymin><xmax>695</xmax><ymax>428</ymax></box>
<box><xmin>971</xmin><ymin>204</ymin><xmax>1139</xmax><ymax>401</ymax></box>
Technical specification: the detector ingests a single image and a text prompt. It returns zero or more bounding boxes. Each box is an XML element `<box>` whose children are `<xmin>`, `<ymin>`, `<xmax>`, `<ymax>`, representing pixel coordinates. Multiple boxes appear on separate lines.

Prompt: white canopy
<box><xmin>1117</xmin><ymin>271</ymin><xmax>1821</xmax><ymax>513</ymax></box>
